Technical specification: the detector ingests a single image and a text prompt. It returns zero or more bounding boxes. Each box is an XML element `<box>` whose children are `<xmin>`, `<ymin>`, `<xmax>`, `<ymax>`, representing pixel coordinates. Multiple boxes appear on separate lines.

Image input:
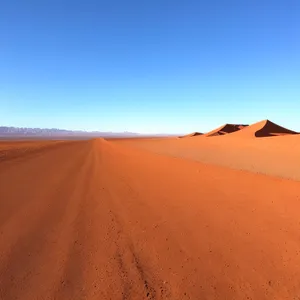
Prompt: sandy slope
<box><xmin>1</xmin><ymin>139</ymin><xmax>300</xmax><ymax>299</ymax></box>
<box><xmin>117</xmin><ymin>133</ymin><xmax>300</xmax><ymax>181</ymax></box>
<box><xmin>180</xmin><ymin>132</ymin><xmax>203</xmax><ymax>138</ymax></box>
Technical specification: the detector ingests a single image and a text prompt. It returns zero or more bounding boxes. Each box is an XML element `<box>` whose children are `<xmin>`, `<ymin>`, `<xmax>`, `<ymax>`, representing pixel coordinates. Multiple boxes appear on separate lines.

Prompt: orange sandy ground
<box><xmin>0</xmin><ymin>137</ymin><xmax>300</xmax><ymax>300</ymax></box>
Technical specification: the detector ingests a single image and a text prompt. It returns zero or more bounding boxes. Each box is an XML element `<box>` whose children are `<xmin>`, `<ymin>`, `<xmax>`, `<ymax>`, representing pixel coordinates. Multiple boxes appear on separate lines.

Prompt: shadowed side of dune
<box><xmin>255</xmin><ymin>120</ymin><xmax>299</xmax><ymax>137</ymax></box>
<box><xmin>228</xmin><ymin>120</ymin><xmax>299</xmax><ymax>138</ymax></box>
<box><xmin>179</xmin><ymin>132</ymin><xmax>203</xmax><ymax>138</ymax></box>
<box><xmin>204</xmin><ymin>124</ymin><xmax>248</xmax><ymax>137</ymax></box>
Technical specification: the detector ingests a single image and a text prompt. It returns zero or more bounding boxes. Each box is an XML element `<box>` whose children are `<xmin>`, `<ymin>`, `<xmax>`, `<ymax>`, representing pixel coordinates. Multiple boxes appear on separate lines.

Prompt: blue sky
<box><xmin>1</xmin><ymin>0</ymin><xmax>299</xmax><ymax>134</ymax></box>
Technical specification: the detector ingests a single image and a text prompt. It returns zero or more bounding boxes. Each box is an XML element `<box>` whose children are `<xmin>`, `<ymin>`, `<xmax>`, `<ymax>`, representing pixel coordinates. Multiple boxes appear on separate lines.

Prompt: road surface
<box><xmin>0</xmin><ymin>139</ymin><xmax>300</xmax><ymax>299</ymax></box>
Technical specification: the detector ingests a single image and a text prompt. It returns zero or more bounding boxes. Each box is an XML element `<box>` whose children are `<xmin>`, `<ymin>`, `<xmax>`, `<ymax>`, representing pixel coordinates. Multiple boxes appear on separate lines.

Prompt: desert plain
<box><xmin>0</xmin><ymin>119</ymin><xmax>300</xmax><ymax>300</ymax></box>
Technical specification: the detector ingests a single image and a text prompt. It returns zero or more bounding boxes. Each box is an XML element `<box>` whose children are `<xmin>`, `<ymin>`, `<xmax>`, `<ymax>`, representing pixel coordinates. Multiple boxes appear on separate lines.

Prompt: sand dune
<box><xmin>179</xmin><ymin>132</ymin><xmax>202</xmax><ymax>138</ymax></box>
<box><xmin>228</xmin><ymin>119</ymin><xmax>299</xmax><ymax>138</ymax></box>
<box><xmin>204</xmin><ymin>123</ymin><xmax>248</xmax><ymax>137</ymax></box>
<box><xmin>114</xmin><ymin>130</ymin><xmax>300</xmax><ymax>181</ymax></box>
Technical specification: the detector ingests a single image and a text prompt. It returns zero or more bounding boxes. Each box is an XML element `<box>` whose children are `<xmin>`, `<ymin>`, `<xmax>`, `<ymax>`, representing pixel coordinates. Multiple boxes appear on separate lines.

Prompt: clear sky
<box><xmin>1</xmin><ymin>0</ymin><xmax>299</xmax><ymax>134</ymax></box>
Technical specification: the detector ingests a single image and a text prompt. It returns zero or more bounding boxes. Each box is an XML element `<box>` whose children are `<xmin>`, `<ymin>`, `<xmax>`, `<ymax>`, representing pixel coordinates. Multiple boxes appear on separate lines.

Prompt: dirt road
<box><xmin>0</xmin><ymin>139</ymin><xmax>300</xmax><ymax>299</ymax></box>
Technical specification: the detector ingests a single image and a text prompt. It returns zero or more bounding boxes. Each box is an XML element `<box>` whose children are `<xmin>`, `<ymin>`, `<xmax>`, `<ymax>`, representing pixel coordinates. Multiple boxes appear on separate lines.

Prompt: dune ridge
<box><xmin>228</xmin><ymin>119</ymin><xmax>299</xmax><ymax>138</ymax></box>
<box><xmin>204</xmin><ymin>123</ymin><xmax>248</xmax><ymax>137</ymax></box>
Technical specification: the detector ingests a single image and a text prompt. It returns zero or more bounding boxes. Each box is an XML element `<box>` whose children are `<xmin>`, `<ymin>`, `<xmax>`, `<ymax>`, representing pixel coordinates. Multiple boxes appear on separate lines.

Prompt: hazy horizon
<box><xmin>1</xmin><ymin>0</ymin><xmax>299</xmax><ymax>134</ymax></box>
<box><xmin>1</xmin><ymin>118</ymin><xmax>300</xmax><ymax>137</ymax></box>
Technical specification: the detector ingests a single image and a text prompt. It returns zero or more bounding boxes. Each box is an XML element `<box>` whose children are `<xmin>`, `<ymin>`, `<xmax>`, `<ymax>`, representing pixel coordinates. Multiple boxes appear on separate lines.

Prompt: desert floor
<box><xmin>0</xmin><ymin>136</ymin><xmax>300</xmax><ymax>300</ymax></box>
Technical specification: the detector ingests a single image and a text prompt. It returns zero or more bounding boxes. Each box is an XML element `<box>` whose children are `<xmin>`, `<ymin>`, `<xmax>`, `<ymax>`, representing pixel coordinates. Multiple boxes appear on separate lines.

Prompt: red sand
<box><xmin>1</xmin><ymin>136</ymin><xmax>300</xmax><ymax>299</ymax></box>
<box><xmin>203</xmin><ymin>124</ymin><xmax>248</xmax><ymax>137</ymax></box>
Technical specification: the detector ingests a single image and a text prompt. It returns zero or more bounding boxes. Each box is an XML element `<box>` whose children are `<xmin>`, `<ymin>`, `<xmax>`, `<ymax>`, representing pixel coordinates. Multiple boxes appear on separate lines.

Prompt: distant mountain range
<box><xmin>0</xmin><ymin>126</ymin><xmax>176</xmax><ymax>139</ymax></box>
<box><xmin>0</xmin><ymin>126</ymin><xmax>140</xmax><ymax>138</ymax></box>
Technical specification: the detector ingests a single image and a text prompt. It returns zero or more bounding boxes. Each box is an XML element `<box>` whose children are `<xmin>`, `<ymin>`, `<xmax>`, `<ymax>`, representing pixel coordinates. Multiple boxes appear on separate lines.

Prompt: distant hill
<box><xmin>0</xmin><ymin>126</ymin><xmax>140</xmax><ymax>139</ymax></box>
<box><xmin>179</xmin><ymin>132</ymin><xmax>203</xmax><ymax>138</ymax></box>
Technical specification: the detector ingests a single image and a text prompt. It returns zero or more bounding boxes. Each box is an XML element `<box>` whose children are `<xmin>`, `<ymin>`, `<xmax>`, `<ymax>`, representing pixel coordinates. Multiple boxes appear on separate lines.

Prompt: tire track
<box><xmin>97</xmin><ymin>143</ymin><xmax>171</xmax><ymax>300</ymax></box>
<box><xmin>53</xmin><ymin>143</ymin><xmax>97</xmax><ymax>300</ymax></box>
